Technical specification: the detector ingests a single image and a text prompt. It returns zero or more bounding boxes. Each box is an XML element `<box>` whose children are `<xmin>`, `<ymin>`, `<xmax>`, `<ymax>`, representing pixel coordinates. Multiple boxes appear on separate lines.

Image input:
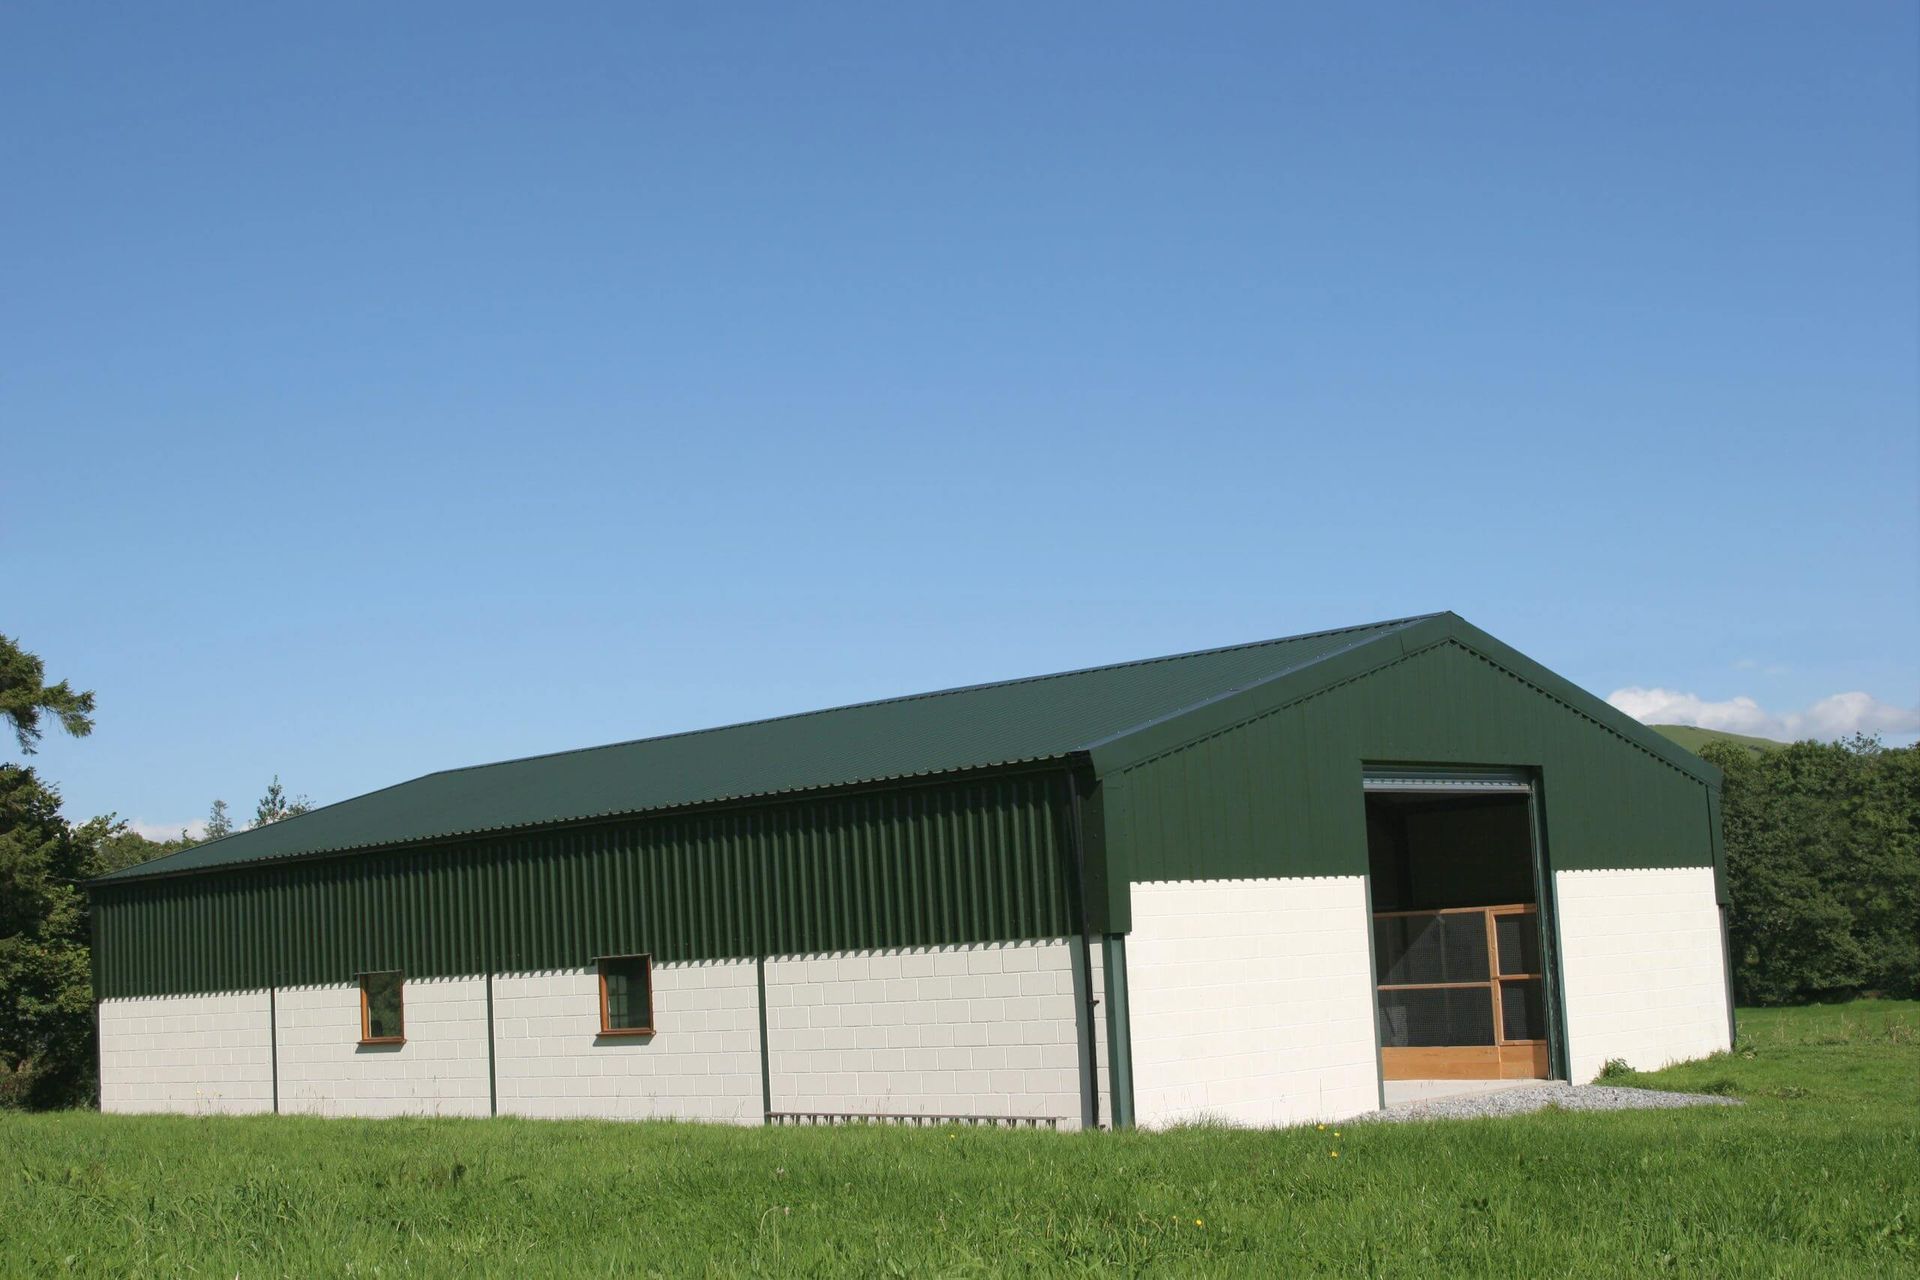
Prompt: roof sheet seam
<box><xmin>1104</xmin><ymin>641</ymin><xmax>1442</xmax><ymax>776</ymax></box>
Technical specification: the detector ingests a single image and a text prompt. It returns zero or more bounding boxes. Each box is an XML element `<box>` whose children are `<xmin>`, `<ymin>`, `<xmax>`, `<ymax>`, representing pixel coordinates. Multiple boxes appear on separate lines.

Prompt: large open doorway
<box><xmin>1365</xmin><ymin>774</ymin><xmax>1553</xmax><ymax>1081</ymax></box>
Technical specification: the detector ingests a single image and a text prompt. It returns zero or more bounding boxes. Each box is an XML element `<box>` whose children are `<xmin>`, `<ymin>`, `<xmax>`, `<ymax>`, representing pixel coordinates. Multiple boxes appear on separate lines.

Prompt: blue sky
<box><xmin>4</xmin><ymin>3</ymin><xmax>1915</xmax><ymax>836</ymax></box>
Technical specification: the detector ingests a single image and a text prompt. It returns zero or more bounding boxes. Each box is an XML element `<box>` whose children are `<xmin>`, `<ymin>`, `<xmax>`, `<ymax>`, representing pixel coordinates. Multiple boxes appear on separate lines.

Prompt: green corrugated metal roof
<box><xmin>98</xmin><ymin>614</ymin><xmax>1438</xmax><ymax>881</ymax></box>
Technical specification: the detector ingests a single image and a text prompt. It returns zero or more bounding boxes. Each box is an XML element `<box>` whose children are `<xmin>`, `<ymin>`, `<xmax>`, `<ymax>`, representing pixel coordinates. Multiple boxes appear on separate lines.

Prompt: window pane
<box><xmin>363</xmin><ymin>971</ymin><xmax>403</xmax><ymax>1040</ymax></box>
<box><xmin>602</xmin><ymin>957</ymin><xmax>652</xmax><ymax>1031</ymax></box>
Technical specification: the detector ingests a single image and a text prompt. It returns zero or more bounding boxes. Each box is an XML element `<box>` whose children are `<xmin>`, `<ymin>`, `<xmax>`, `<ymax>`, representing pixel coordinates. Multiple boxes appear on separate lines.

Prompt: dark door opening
<box><xmin>1366</xmin><ymin>789</ymin><xmax>1550</xmax><ymax>1080</ymax></box>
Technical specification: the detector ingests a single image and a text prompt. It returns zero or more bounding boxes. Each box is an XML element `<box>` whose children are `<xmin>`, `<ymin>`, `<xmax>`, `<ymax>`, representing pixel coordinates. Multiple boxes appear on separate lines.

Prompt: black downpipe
<box><xmin>756</xmin><ymin>956</ymin><xmax>773</xmax><ymax>1123</ymax></box>
<box><xmin>1063</xmin><ymin>770</ymin><xmax>1101</xmax><ymax>1131</ymax></box>
<box><xmin>92</xmin><ymin>1003</ymin><xmax>103</xmax><ymax>1113</ymax></box>
<box><xmin>484</xmin><ymin>973</ymin><xmax>498</xmax><ymax>1117</ymax></box>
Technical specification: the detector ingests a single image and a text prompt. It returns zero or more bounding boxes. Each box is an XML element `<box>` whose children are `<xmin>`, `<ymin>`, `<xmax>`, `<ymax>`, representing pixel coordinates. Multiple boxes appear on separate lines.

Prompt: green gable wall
<box><xmin>1097</xmin><ymin>638</ymin><xmax>1721</xmax><ymax>932</ymax></box>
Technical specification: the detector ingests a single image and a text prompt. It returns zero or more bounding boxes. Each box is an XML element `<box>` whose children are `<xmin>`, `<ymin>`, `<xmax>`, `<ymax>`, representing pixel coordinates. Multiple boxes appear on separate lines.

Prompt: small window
<box><xmin>359</xmin><ymin>970</ymin><xmax>405</xmax><ymax>1044</ymax></box>
<box><xmin>597</xmin><ymin>955</ymin><xmax>654</xmax><ymax>1035</ymax></box>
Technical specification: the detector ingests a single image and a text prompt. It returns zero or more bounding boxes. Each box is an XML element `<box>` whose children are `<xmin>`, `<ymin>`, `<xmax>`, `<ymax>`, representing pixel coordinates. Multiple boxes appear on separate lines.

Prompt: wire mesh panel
<box><xmin>1378</xmin><ymin>987</ymin><xmax>1496</xmax><ymax>1048</ymax></box>
<box><xmin>1500</xmin><ymin>977</ymin><xmax>1546</xmax><ymax>1042</ymax></box>
<box><xmin>1374</xmin><ymin>912</ymin><xmax>1491</xmax><ymax>985</ymax></box>
<box><xmin>1495</xmin><ymin>913</ymin><xmax>1541</xmax><ymax>976</ymax></box>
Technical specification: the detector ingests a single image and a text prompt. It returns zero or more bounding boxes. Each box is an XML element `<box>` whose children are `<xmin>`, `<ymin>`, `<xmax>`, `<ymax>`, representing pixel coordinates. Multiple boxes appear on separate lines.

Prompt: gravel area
<box><xmin>1368</xmin><ymin>1083</ymin><xmax>1741</xmax><ymax>1123</ymax></box>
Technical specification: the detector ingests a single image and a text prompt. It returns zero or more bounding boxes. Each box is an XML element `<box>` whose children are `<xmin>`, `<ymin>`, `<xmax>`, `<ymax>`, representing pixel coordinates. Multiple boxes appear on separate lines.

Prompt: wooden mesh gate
<box><xmin>1375</xmin><ymin>904</ymin><xmax>1549</xmax><ymax>1080</ymax></box>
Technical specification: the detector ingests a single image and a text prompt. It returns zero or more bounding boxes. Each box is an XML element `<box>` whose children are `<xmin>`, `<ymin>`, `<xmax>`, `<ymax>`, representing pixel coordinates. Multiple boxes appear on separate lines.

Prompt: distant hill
<box><xmin>1651</xmin><ymin>724</ymin><xmax>1787</xmax><ymax>757</ymax></box>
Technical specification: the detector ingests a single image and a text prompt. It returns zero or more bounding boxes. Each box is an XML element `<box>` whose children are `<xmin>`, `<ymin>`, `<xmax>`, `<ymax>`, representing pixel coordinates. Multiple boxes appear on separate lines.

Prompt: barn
<box><xmin>88</xmin><ymin>613</ymin><xmax>1734</xmax><ymax>1129</ymax></box>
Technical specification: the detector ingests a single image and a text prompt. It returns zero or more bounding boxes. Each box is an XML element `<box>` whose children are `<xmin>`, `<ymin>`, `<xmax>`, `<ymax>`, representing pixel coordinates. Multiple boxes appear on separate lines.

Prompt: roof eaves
<box><xmin>87</xmin><ymin>747</ymin><xmax>496</xmax><ymax>884</ymax></box>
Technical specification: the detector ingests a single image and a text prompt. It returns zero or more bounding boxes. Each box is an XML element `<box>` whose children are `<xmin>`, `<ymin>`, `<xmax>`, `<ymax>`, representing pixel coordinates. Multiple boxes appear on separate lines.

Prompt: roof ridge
<box><xmin>418</xmin><ymin>613</ymin><xmax>1444</xmax><ymax>781</ymax></box>
<box><xmin>1074</xmin><ymin>615</ymin><xmax>1436</xmax><ymax>757</ymax></box>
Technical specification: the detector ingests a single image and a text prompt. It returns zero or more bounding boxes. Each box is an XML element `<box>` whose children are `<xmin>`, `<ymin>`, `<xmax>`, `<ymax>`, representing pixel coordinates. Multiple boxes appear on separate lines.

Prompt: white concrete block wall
<box><xmin>96</xmin><ymin>944</ymin><xmax>1112</xmax><ymax>1128</ymax></box>
<box><xmin>764</xmin><ymin>939</ymin><xmax>1099</xmax><ymax>1128</ymax></box>
<box><xmin>1126</xmin><ymin>877</ymin><xmax>1379</xmax><ymax>1128</ymax></box>
<box><xmin>492</xmin><ymin>961</ymin><xmax>762</xmax><ymax>1123</ymax></box>
<box><xmin>1556</xmin><ymin>866</ymin><xmax>1731</xmax><ymax>1081</ymax></box>
<box><xmin>98</xmin><ymin>990</ymin><xmax>274</xmax><ymax>1115</ymax></box>
<box><xmin>276</xmin><ymin>977</ymin><xmax>491</xmax><ymax>1118</ymax></box>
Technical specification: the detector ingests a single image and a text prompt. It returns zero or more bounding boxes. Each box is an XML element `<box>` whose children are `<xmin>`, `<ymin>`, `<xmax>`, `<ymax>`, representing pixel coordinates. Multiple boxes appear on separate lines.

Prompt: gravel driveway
<box><xmin>1368</xmin><ymin>1082</ymin><xmax>1741</xmax><ymax>1122</ymax></box>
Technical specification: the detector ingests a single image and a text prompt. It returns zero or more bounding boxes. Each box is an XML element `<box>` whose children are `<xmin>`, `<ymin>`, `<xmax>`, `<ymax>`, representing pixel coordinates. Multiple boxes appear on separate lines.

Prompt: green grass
<box><xmin>4</xmin><ymin>1003</ymin><xmax>1915</xmax><ymax>1277</ymax></box>
<box><xmin>1650</xmin><ymin>724</ymin><xmax>1787</xmax><ymax>756</ymax></box>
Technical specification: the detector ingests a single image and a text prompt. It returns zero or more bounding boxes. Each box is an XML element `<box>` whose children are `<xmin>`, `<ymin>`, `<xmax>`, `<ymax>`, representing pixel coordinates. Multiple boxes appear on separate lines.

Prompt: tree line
<box><xmin>3</xmin><ymin>632</ymin><xmax>1916</xmax><ymax>1108</ymax></box>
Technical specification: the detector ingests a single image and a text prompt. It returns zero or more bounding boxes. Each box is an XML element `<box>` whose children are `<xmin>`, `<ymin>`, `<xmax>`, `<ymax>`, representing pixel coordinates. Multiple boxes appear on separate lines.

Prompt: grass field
<box><xmin>4</xmin><ymin>1002</ymin><xmax>1914</xmax><ymax>1277</ymax></box>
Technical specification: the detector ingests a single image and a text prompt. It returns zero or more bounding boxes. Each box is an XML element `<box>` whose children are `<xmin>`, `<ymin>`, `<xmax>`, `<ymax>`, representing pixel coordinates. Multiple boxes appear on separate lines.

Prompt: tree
<box><xmin>0</xmin><ymin>765</ymin><xmax>196</xmax><ymax>1109</ymax></box>
<box><xmin>0</xmin><ymin>635</ymin><xmax>95</xmax><ymax>755</ymax></box>
<box><xmin>205</xmin><ymin>798</ymin><xmax>233</xmax><ymax>840</ymax></box>
<box><xmin>0</xmin><ymin>766</ymin><xmax>97</xmax><ymax>1108</ymax></box>
<box><xmin>0</xmin><ymin>634</ymin><xmax>206</xmax><ymax>1107</ymax></box>
<box><xmin>252</xmin><ymin>775</ymin><xmax>311</xmax><ymax>828</ymax></box>
<box><xmin>1703</xmin><ymin>735</ymin><xmax>1919</xmax><ymax>1005</ymax></box>
<box><xmin>0</xmin><ymin>634</ymin><xmax>101</xmax><ymax>1107</ymax></box>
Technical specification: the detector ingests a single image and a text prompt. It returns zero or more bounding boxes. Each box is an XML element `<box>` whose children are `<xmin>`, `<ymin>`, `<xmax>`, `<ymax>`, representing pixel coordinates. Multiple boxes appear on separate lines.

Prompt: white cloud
<box><xmin>128</xmin><ymin>818</ymin><xmax>208</xmax><ymax>842</ymax></box>
<box><xmin>1795</xmin><ymin>692</ymin><xmax>1920</xmax><ymax>740</ymax></box>
<box><xmin>1607</xmin><ymin>687</ymin><xmax>1920</xmax><ymax>742</ymax></box>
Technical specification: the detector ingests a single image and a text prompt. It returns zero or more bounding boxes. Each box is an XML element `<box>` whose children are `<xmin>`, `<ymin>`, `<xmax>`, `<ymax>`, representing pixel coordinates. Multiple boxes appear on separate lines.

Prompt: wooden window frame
<box><xmin>358</xmin><ymin>970</ymin><xmax>406</xmax><ymax>1045</ymax></box>
<box><xmin>596</xmin><ymin>954</ymin><xmax>655</xmax><ymax>1037</ymax></box>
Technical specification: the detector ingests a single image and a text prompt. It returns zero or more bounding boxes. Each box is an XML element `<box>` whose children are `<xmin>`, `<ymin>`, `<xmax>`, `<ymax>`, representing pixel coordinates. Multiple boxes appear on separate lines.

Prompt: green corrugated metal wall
<box><xmin>93</xmin><ymin>769</ymin><xmax>1080</xmax><ymax>998</ymax></box>
<box><xmin>1098</xmin><ymin>639</ymin><xmax>1720</xmax><ymax>931</ymax></box>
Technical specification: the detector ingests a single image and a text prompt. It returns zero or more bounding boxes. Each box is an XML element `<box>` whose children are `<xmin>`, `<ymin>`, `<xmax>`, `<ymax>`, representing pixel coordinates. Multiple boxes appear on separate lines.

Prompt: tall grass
<box><xmin>3</xmin><ymin>1001</ymin><xmax>1914</xmax><ymax>1277</ymax></box>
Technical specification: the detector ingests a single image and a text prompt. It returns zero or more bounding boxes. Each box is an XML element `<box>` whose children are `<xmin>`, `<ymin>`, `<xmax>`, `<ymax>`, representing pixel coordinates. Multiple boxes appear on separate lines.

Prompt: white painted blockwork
<box><xmin>492</xmin><ymin>961</ymin><xmax>762</xmax><ymax>1123</ymax></box>
<box><xmin>277</xmin><ymin>977</ymin><xmax>491</xmax><ymax>1118</ymax></box>
<box><xmin>93</xmin><ymin>942</ymin><xmax>1103</xmax><ymax>1125</ymax></box>
<box><xmin>764</xmin><ymin>939</ymin><xmax>1104</xmax><ymax>1129</ymax></box>
<box><xmin>1126</xmin><ymin>877</ymin><xmax>1379</xmax><ymax>1128</ymax></box>
<box><xmin>99</xmin><ymin>990</ymin><xmax>273</xmax><ymax>1115</ymax></box>
<box><xmin>1555</xmin><ymin>866</ymin><xmax>1730</xmax><ymax>1082</ymax></box>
